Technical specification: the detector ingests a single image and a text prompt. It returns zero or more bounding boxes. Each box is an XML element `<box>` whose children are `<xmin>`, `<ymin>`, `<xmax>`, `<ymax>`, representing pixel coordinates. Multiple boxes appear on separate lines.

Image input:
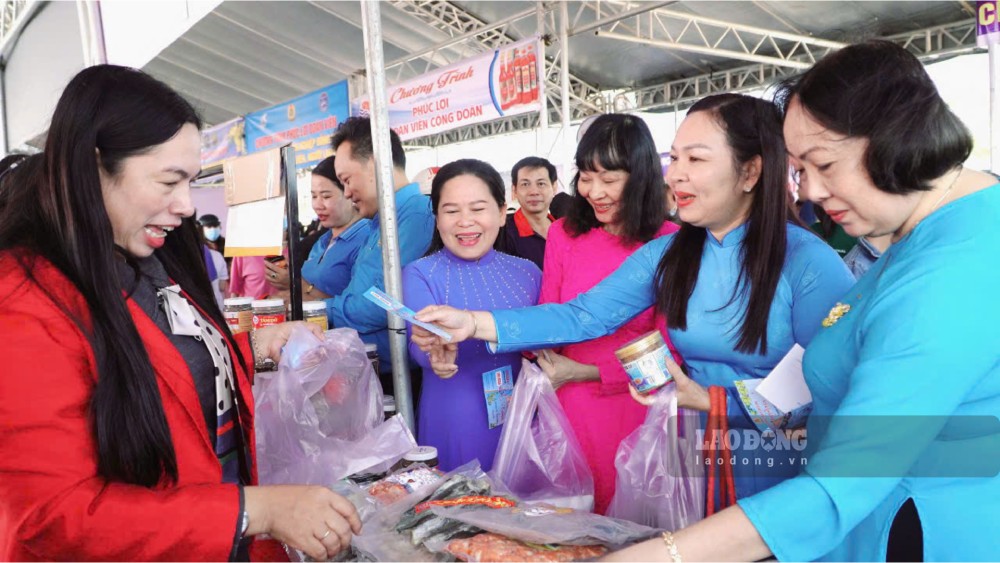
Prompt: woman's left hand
<box><xmin>628</xmin><ymin>357</ymin><xmax>711</xmax><ymax>411</ymax></box>
<box><xmin>535</xmin><ymin>349</ymin><xmax>598</xmax><ymax>390</ymax></box>
<box><xmin>253</xmin><ymin>321</ymin><xmax>324</xmax><ymax>363</ymax></box>
<box><xmin>429</xmin><ymin>342</ymin><xmax>459</xmax><ymax>379</ymax></box>
<box><xmin>264</xmin><ymin>260</ymin><xmax>290</xmax><ymax>290</ymax></box>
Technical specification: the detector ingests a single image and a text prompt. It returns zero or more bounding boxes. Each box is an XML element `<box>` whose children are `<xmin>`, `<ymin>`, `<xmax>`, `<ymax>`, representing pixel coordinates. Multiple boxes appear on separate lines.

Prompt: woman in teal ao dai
<box><xmin>414</xmin><ymin>93</ymin><xmax>855</xmax><ymax>500</ymax></box>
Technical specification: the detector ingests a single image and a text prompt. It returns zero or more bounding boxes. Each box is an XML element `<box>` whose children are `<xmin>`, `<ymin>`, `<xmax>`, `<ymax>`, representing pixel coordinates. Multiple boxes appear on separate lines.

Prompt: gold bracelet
<box><xmin>467</xmin><ymin>310</ymin><xmax>478</xmax><ymax>338</ymax></box>
<box><xmin>662</xmin><ymin>531</ymin><xmax>682</xmax><ymax>563</ymax></box>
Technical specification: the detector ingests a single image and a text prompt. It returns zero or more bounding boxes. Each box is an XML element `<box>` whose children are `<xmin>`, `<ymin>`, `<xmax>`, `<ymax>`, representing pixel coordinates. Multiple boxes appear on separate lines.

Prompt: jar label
<box><xmin>225</xmin><ymin>310</ymin><xmax>253</xmax><ymax>334</ymax></box>
<box><xmin>252</xmin><ymin>312</ymin><xmax>286</xmax><ymax>330</ymax></box>
<box><xmin>621</xmin><ymin>345</ymin><xmax>672</xmax><ymax>394</ymax></box>
<box><xmin>305</xmin><ymin>315</ymin><xmax>328</xmax><ymax>331</ymax></box>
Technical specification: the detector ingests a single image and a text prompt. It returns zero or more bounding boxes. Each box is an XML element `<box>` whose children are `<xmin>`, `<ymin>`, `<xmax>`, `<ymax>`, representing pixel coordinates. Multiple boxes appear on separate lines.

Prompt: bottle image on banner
<box><xmin>499</xmin><ymin>51</ymin><xmax>511</xmax><ymax>111</ymax></box>
<box><xmin>520</xmin><ymin>48</ymin><xmax>532</xmax><ymax>104</ymax></box>
<box><xmin>526</xmin><ymin>45</ymin><xmax>538</xmax><ymax>103</ymax></box>
<box><xmin>514</xmin><ymin>48</ymin><xmax>526</xmax><ymax>107</ymax></box>
<box><xmin>503</xmin><ymin>49</ymin><xmax>517</xmax><ymax>111</ymax></box>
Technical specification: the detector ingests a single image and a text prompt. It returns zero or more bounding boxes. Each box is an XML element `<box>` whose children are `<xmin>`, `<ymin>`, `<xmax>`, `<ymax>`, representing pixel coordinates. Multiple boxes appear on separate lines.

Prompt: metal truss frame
<box><xmin>0</xmin><ymin>0</ymin><xmax>37</xmax><ymax>63</ymax></box>
<box><xmin>628</xmin><ymin>18</ymin><xmax>980</xmax><ymax>113</ymax></box>
<box><xmin>588</xmin><ymin>2</ymin><xmax>844</xmax><ymax>70</ymax></box>
<box><xmin>379</xmin><ymin>0</ymin><xmax>980</xmax><ymax>148</ymax></box>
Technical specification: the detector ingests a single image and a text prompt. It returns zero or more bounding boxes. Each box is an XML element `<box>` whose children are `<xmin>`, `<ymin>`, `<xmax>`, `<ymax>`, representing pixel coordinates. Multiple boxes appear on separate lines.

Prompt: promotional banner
<box><xmin>201</xmin><ymin>117</ymin><xmax>246</xmax><ymax>168</ymax></box>
<box><xmin>353</xmin><ymin>37</ymin><xmax>544</xmax><ymax>141</ymax></box>
<box><xmin>978</xmin><ymin>1</ymin><xmax>1000</xmax><ymax>47</ymax></box>
<box><xmin>245</xmin><ymin>80</ymin><xmax>350</xmax><ymax>169</ymax></box>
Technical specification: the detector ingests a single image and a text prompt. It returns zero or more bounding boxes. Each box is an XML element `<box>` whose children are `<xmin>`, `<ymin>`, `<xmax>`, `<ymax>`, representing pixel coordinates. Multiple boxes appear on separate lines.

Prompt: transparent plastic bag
<box><xmin>490</xmin><ymin>359</ymin><xmax>595</xmax><ymax>511</ymax></box>
<box><xmin>425</xmin><ymin>503</ymin><xmax>659</xmax><ymax>549</ymax></box>
<box><xmin>352</xmin><ymin>461</ymin><xmax>492</xmax><ymax>562</ymax></box>
<box><xmin>606</xmin><ymin>388</ymin><xmax>705</xmax><ymax>530</ymax></box>
<box><xmin>285</xmin><ymin>480</ymin><xmax>377</xmax><ymax>562</ymax></box>
<box><xmin>254</xmin><ymin>325</ymin><xmax>416</xmax><ymax>486</ymax></box>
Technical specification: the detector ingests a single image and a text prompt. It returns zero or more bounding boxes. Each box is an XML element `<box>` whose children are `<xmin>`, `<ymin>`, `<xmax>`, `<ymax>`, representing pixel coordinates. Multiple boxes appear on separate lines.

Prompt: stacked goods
<box><xmin>366</xmin><ymin>466</ymin><xmax>443</xmax><ymax>505</ymax></box>
<box><xmin>394</xmin><ymin>474</ymin><xmax>503</xmax><ymax>547</ymax></box>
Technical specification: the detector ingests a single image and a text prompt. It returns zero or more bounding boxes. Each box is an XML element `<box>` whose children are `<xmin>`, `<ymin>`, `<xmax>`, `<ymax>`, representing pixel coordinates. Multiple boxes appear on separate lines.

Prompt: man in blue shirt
<box><xmin>328</xmin><ymin>117</ymin><xmax>435</xmax><ymax>389</ymax></box>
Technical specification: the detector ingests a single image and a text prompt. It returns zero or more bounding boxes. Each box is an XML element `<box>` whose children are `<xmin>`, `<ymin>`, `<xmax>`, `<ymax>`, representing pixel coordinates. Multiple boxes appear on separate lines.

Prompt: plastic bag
<box><xmin>285</xmin><ymin>480</ymin><xmax>377</xmax><ymax>562</ymax></box>
<box><xmin>490</xmin><ymin>359</ymin><xmax>594</xmax><ymax>511</ymax></box>
<box><xmin>426</xmin><ymin>503</ymin><xmax>659</xmax><ymax>549</ymax></box>
<box><xmin>442</xmin><ymin>533</ymin><xmax>608</xmax><ymax>562</ymax></box>
<box><xmin>606</xmin><ymin>388</ymin><xmax>705</xmax><ymax>530</ymax></box>
<box><xmin>352</xmin><ymin>461</ymin><xmax>492</xmax><ymax>562</ymax></box>
<box><xmin>255</xmin><ymin>325</ymin><xmax>416</xmax><ymax>486</ymax></box>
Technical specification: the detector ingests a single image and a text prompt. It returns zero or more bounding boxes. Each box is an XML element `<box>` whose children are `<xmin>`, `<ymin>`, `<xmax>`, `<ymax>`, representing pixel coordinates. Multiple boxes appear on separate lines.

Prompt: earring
<box><xmin>743</xmin><ymin>186</ymin><xmax>752</xmax><ymax>193</ymax></box>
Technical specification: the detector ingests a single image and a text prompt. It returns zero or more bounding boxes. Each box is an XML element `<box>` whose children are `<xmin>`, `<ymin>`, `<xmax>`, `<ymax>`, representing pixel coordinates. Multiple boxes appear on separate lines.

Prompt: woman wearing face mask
<box><xmin>402</xmin><ymin>159</ymin><xmax>541</xmax><ymax>471</ymax></box>
<box><xmin>0</xmin><ymin>65</ymin><xmax>360</xmax><ymax>561</ymax></box>
<box><xmin>531</xmin><ymin>113</ymin><xmax>679</xmax><ymax>515</ymax></box>
<box><xmin>414</xmin><ymin>94</ymin><xmax>855</xmax><ymax>501</ymax></box>
<box><xmin>199</xmin><ymin>213</ymin><xmax>227</xmax><ymax>257</ymax></box>
<box><xmin>595</xmin><ymin>39</ymin><xmax>1000</xmax><ymax>563</ymax></box>
<box><xmin>264</xmin><ymin>156</ymin><xmax>370</xmax><ymax>312</ymax></box>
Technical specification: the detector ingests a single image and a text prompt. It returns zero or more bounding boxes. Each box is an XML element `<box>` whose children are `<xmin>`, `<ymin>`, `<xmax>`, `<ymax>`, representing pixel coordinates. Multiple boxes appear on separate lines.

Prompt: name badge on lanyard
<box><xmin>482</xmin><ymin>365</ymin><xmax>514</xmax><ymax>430</ymax></box>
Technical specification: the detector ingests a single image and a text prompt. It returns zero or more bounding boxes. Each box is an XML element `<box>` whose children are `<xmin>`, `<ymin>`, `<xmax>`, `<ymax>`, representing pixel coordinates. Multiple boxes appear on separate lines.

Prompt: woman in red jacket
<box><xmin>0</xmin><ymin>65</ymin><xmax>359</xmax><ymax>561</ymax></box>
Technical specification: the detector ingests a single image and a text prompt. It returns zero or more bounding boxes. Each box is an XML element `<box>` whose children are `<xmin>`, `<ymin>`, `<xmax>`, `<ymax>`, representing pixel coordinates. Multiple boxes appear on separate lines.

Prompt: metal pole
<box><xmin>76</xmin><ymin>0</ymin><xmax>107</xmax><ymax>66</ymax></box>
<box><xmin>568</xmin><ymin>1</ymin><xmax>675</xmax><ymax>37</ymax></box>
<box><xmin>360</xmin><ymin>0</ymin><xmax>415</xmax><ymax>431</ymax></box>
<box><xmin>559</xmin><ymin>0</ymin><xmax>573</xmax><ymax>182</ymax></box>
<box><xmin>0</xmin><ymin>64</ymin><xmax>8</xmax><ymax>156</ymax></box>
<box><xmin>536</xmin><ymin>1</ymin><xmax>548</xmax><ymax>132</ymax></box>
<box><xmin>991</xmin><ymin>42</ymin><xmax>1000</xmax><ymax>172</ymax></box>
<box><xmin>282</xmin><ymin>146</ymin><xmax>303</xmax><ymax>321</ymax></box>
<box><xmin>76</xmin><ymin>0</ymin><xmax>91</xmax><ymax>66</ymax></box>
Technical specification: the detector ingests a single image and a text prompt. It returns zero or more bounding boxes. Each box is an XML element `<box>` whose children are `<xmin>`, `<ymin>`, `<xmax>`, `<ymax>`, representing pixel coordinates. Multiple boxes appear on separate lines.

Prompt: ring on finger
<box><xmin>319</xmin><ymin>529</ymin><xmax>332</xmax><ymax>540</ymax></box>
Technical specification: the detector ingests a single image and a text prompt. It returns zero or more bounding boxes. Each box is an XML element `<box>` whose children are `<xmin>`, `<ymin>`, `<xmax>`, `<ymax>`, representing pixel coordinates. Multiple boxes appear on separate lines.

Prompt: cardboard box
<box><xmin>223</xmin><ymin>147</ymin><xmax>285</xmax><ymax>206</ymax></box>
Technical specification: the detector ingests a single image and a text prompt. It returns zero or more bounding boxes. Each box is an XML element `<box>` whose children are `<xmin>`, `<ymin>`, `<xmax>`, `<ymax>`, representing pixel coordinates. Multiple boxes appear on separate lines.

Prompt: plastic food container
<box><xmin>383</xmin><ymin>395</ymin><xmax>397</xmax><ymax>420</ymax></box>
<box><xmin>251</xmin><ymin>298</ymin><xmax>286</xmax><ymax>331</ymax></box>
<box><xmin>400</xmin><ymin>446</ymin><xmax>439</xmax><ymax>470</ymax></box>
<box><xmin>615</xmin><ymin>330</ymin><xmax>673</xmax><ymax>394</ymax></box>
<box><xmin>302</xmin><ymin>300</ymin><xmax>328</xmax><ymax>331</ymax></box>
<box><xmin>365</xmin><ymin>343</ymin><xmax>379</xmax><ymax>375</ymax></box>
<box><xmin>223</xmin><ymin>297</ymin><xmax>253</xmax><ymax>334</ymax></box>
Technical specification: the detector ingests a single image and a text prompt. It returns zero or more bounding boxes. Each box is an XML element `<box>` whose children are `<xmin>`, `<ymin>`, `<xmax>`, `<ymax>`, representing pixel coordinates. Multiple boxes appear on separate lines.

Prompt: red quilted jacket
<box><xmin>0</xmin><ymin>250</ymin><xmax>282</xmax><ymax>561</ymax></box>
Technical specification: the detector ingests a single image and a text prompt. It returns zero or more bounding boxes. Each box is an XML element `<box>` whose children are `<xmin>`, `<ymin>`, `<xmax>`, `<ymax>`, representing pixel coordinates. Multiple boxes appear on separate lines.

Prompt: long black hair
<box><xmin>0</xmin><ymin>65</ymin><xmax>244</xmax><ymax>487</ymax></box>
<box><xmin>564</xmin><ymin>113</ymin><xmax>666</xmax><ymax>245</ymax></box>
<box><xmin>655</xmin><ymin>94</ymin><xmax>790</xmax><ymax>355</ymax></box>
<box><xmin>0</xmin><ymin>153</ymin><xmax>42</xmax><ymax>211</ymax></box>
<box><xmin>426</xmin><ymin>158</ymin><xmax>506</xmax><ymax>255</ymax></box>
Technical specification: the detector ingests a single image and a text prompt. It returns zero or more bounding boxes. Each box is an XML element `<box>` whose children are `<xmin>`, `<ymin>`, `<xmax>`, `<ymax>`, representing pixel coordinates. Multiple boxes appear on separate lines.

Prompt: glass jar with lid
<box><xmin>223</xmin><ymin>297</ymin><xmax>254</xmax><ymax>334</ymax></box>
<box><xmin>302</xmin><ymin>300</ymin><xmax>328</xmax><ymax>331</ymax></box>
<box><xmin>251</xmin><ymin>299</ymin><xmax>286</xmax><ymax>331</ymax></box>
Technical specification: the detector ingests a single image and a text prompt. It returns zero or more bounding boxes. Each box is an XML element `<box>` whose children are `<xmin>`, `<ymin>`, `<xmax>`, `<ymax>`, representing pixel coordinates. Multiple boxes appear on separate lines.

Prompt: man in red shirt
<box><xmin>497</xmin><ymin>156</ymin><xmax>557</xmax><ymax>269</ymax></box>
